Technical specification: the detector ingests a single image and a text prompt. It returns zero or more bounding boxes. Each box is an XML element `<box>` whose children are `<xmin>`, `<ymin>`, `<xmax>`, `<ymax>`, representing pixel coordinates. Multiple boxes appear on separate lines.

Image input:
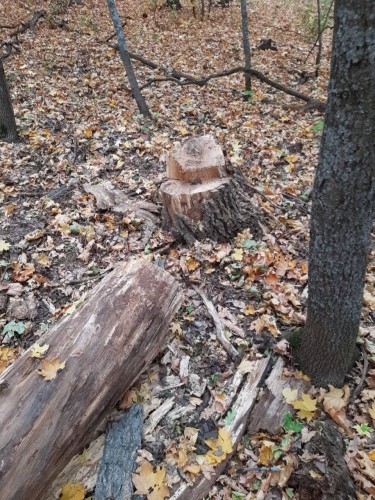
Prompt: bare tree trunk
<box><xmin>299</xmin><ymin>0</ymin><xmax>375</xmax><ymax>387</ymax></box>
<box><xmin>315</xmin><ymin>0</ymin><xmax>322</xmax><ymax>77</ymax></box>
<box><xmin>0</xmin><ymin>60</ymin><xmax>18</xmax><ymax>143</ymax></box>
<box><xmin>240</xmin><ymin>0</ymin><xmax>251</xmax><ymax>93</ymax></box>
<box><xmin>105</xmin><ymin>0</ymin><xmax>150</xmax><ymax>118</ymax></box>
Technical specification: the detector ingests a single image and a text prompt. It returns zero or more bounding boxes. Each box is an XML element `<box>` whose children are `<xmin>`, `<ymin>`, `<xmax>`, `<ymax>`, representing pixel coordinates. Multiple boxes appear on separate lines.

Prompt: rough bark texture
<box><xmin>94</xmin><ymin>404</ymin><xmax>143</xmax><ymax>500</ymax></box>
<box><xmin>0</xmin><ymin>60</ymin><xmax>18</xmax><ymax>142</ymax></box>
<box><xmin>299</xmin><ymin>0</ymin><xmax>375</xmax><ymax>387</ymax></box>
<box><xmin>289</xmin><ymin>420</ymin><xmax>356</xmax><ymax>499</ymax></box>
<box><xmin>161</xmin><ymin>136</ymin><xmax>262</xmax><ymax>243</ymax></box>
<box><xmin>0</xmin><ymin>261</ymin><xmax>182</xmax><ymax>500</ymax></box>
<box><xmin>106</xmin><ymin>0</ymin><xmax>150</xmax><ymax>117</ymax></box>
<box><xmin>240</xmin><ymin>0</ymin><xmax>251</xmax><ymax>92</ymax></box>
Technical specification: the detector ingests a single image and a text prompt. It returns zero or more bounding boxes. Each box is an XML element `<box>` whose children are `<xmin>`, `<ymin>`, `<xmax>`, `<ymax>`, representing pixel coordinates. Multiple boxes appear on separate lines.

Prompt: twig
<box><xmin>192</xmin><ymin>285</ymin><xmax>239</xmax><ymax>360</ymax></box>
<box><xmin>106</xmin><ymin>44</ymin><xmax>326</xmax><ymax>110</ymax></box>
<box><xmin>350</xmin><ymin>347</ymin><xmax>369</xmax><ymax>403</ymax></box>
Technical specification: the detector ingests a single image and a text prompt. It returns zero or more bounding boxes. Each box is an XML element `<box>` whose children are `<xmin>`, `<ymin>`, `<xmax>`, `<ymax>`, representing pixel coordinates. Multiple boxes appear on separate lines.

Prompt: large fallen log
<box><xmin>0</xmin><ymin>261</ymin><xmax>182</xmax><ymax>500</ymax></box>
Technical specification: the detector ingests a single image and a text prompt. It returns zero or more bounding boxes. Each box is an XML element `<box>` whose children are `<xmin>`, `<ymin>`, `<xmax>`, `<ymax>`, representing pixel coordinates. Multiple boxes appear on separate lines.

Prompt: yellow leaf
<box><xmin>186</xmin><ymin>255</ymin><xmax>200</xmax><ymax>271</ymax></box>
<box><xmin>0</xmin><ymin>346</ymin><xmax>19</xmax><ymax>373</ymax></box>
<box><xmin>231</xmin><ymin>248</ymin><xmax>243</xmax><ymax>261</ymax></box>
<box><xmin>84</xmin><ymin>128</ymin><xmax>93</xmax><ymax>138</ymax></box>
<box><xmin>243</xmin><ymin>304</ymin><xmax>255</xmax><ymax>316</ymax></box>
<box><xmin>60</xmin><ymin>482</ymin><xmax>85</xmax><ymax>500</ymax></box>
<box><xmin>258</xmin><ymin>440</ymin><xmax>274</xmax><ymax>466</ymax></box>
<box><xmin>291</xmin><ymin>393</ymin><xmax>317</xmax><ymax>422</ymax></box>
<box><xmin>369</xmin><ymin>402</ymin><xmax>375</xmax><ymax>420</ymax></box>
<box><xmin>368</xmin><ymin>449</ymin><xmax>375</xmax><ymax>461</ymax></box>
<box><xmin>237</xmin><ymin>359</ymin><xmax>254</xmax><ymax>374</ymax></box>
<box><xmin>31</xmin><ymin>344</ymin><xmax>49</xmax><ymax>359</ymax></box>
<box><xmin>38</xmin><ymin>357</ymin><xmax>65</xmax><ymax>380</ymax></box>
<box><xmin>282</xmin><ymin>387</ymin><xmax>299</xmax><ymax>404</ymax></box>
<box><xmin>132</xmin><ymin>461</ymin><xmax>169</xmax><ymax>500</ymax></box>
<box><xmin>36</xmin><ymin>253</ymin><xmax>51</xmax><ymax>267</ymax></box>
<box><xmin>204</xmin><ymin>427</ymin><xmax>233</xmax><ymax>465</ymax></box>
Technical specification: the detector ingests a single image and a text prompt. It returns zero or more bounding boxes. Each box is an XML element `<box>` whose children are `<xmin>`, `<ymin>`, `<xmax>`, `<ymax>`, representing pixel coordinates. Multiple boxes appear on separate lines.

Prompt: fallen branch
<box><xmin>192</xmin><ymin>285</ymin><xmax>239</xmax><ymax>360</ymax></box>
<box><xmin>1</xmin><ymin>10</ymin><xmax>45</xmax><ymax>59</ymax></box>
<box><xmin>350</xmin><ymin>347</ymin><xmax>369</xmax><ymax>403</ymax></box>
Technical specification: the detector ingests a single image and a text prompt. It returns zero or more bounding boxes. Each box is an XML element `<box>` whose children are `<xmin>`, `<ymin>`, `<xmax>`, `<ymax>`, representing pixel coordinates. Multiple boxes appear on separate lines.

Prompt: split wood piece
<box><xmin>83</xmin><ymin>180</ymin><xmax>159</xmax><ymax>224</ymax></box>
<box><xmin>167</xmin><ymin>135</ymin><xmax>227</xmax><ymax>183</ymax></box>
<box><xmin>170</xmin><ymin>357</ymin><xmax>271</xmax><ymax>500</ymax></box>
<box><xmin>51</xmin><ymin>435</ymin><xmax>105</xmax><ymax>498</ymax></box>
<box><xmin>0</xmin><ymin>261</ymin><xmax>182</xmax><ymax>500</ymax></box>
<box><xmin>192</xmin><ymin>285</ymin><xmax>239</xmax><ymax>360</ymax></box>
<box><xmin>94</xmin><ymin>404</ymin><xmax>144</xmax><ymax>500</ymax></box>
<box><xmin>248</xmin><ymin>358</ymin><xmax>310</xmax><ymax>435</ymax></box>
<box><xmin>160</xmin><ymin>172</ymin><xmax>261</xmax><ymax>243</ymax></box>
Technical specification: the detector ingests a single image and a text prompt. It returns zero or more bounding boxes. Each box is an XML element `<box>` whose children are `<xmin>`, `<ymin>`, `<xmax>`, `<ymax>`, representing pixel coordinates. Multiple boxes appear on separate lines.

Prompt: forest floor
<box><xmin>0</xmin><ymin>0</ymin><xmax>374</xmax><ymax>498</ymax></box>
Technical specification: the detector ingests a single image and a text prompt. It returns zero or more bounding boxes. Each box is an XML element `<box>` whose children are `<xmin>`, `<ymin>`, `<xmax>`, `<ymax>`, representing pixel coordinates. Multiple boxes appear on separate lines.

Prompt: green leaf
<box><xmin>353</xmin><ymin>423</ymin><xmax>373</xmax><ymax>436</ymax></box>
<box><xmin>224</xmin><ymin>409</ymin><xmax>236</xmax><ymax>426</ymax></box>
<box><xmin>242</xmin><ymin>239</ymin><xmax>257</xmax><ymax>249</ymax></box>
<box><xmin>232</xmin><ymin>493</ymin><xmax>246</xmax><ymax>500</ymax></box>
<box><xmin>208</xmin><ymin>373</ymin><xmax>220</xmax><ymax>387</ymax></box>
<box><xmin>286</xmin><ymin>487</ymin><xmax>295</xmax><ymax>498</ymax></box>
<box><xmin>283</xmin><ymin>412</ymin><xmax>303</xmax><ymax>433</ymax></box>
<box><xmin>311</xmin><ymin>119</ymin><xmax>324</xmax><ymax>132</ymax></box>
<box><xmin>2</xmin><ymin>320</ymin><xmax>26</xmax><ymax>342</ymax></box>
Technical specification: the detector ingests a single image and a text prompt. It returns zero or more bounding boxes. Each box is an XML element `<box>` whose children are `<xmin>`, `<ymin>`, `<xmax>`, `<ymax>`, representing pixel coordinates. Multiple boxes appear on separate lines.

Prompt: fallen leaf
<box><xmin>243</xmin><ymin>304</ymin><xmax>255</xmax><ymax>316</ymax></box>
<box><xmin>38</xmin><ymin>357</ymin><xmax>66</xmax><ymax>380</ymax></box>
<box><xmin>237</xmin><ymin>359</ymin><xmax>254</xmax><ymax>374</ymax></box>
<box><xmin>369</xmin><ymin>402</ymin><xmax>375</xmax><ymax>420</ymax></box>
<box><xmin>322</xmin><ymin>384</ymin><xmax>350</xmax><ymax>430</ymax></box>
<box><xmin>0</xmin><ymin>346</ymin><xmax>19</xmax><ymax>373</ymax></box>
<box><xmin>205</xmin><ymin>427</ymin><xmax>233</xmax><ymax>465</ymax></box>
<box><xmin>31</xmin><ymin>344</ymin><xmax>50</xmax><ymax>359</ymax></box>
<box><xmin>0</xmin><ymin>240</ymin><xmax>11</xmax><ymax>252</ymax></box>
<box><xmin>258</xmin><ymin>440</ymin><xmax>274</xmax><ymax>466</ymax></box>
<box><xmin>291</xmin><ymin>393</ymin><xmax>317</xmax><ymax>421</ymax></box>
<box><xmin>282</xmin><ymin>387</ymin><xmax>299</xmax><ymax>404</ymax></box>
<box><xmin>60</xmin><ymin>482</ymin><xmax>85</xmax><ymax>500</ymax></box>
<box><xmin>132</xmin><ymin>460</ymin><xmax>169</xmax><ymax>500</ymax></box>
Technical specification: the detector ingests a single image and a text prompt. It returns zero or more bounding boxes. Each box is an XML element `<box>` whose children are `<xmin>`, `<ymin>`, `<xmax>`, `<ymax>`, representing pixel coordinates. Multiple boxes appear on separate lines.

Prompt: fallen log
<box><xmin>0</xmin><ymin>261</ymin><xmax>182</xmax><ymax>500</ymax></box>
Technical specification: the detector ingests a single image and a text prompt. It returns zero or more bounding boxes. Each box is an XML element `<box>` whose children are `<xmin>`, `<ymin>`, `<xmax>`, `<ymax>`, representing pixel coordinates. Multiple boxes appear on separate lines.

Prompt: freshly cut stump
<box><xmin>161</xmin><ymin>135</ymin><xmax>261</xmax><ymax>242</ymax></box>
<box><xmin>0</xmin><ymin>261</ymin><xmax>182</xmax><ymax>500</ymax></box>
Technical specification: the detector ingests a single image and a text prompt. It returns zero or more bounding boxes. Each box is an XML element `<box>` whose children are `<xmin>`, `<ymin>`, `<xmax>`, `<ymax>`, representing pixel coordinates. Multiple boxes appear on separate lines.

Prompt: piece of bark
<box><xmin>0</xmin><ymin>261</ymin><xmax>182</xmax><ymax>500</ymax></box>
<box><xmin>94</xmin><ymin>404</ymin><xmax>144</xmax><ymax>500</ymax></box>
<box><xmin>167</xmin><ymin>135</ymin><xmax>227</xmax><ymax>183</ymax></box>
<box><xmin>248</xmin><ymin>358</ymin><xmax>309</xmax><ymax>435</ymax></box>
<box><xmin>160</xmin><ymin>172</ymin><xmax>261</xmax><ymax>243</ymax></box>
<box><xmin>289</xmin><ymin>420</ymin><xmax>356</xmax><ymax>499</ymax></box>
<box><xmin>84</xmin><ymin>181</ymin><xmax>159</xmax><ymax>223</ymax></box>
<box><xmin>170</xmin><ymin>357</ymin><xmax>271</xmax><ymax>500</ymax></box>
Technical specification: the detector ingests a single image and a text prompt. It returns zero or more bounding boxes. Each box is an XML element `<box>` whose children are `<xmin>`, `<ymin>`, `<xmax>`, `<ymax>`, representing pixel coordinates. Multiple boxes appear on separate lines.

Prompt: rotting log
<box><xmin>0</xmin><ymin>261</ymin><xmax>182</xmax><ymax>500</ymax></box>
<box><xmin>160</xmin><ymin>135</ymin><xmax>262</xmax><ymax>243</ymax></box>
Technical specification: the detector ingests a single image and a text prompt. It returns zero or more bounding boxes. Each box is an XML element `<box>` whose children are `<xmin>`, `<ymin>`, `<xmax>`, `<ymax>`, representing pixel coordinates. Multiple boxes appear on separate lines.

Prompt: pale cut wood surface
<box><xmin>0</xmin><ymin>261</ymin><xmax>182</xmax><ymax>500</ymax></box>
<box><xmin>167</xmin><ymin>135</ymin><xmax>227</xmax><ymax>183</ymax></box>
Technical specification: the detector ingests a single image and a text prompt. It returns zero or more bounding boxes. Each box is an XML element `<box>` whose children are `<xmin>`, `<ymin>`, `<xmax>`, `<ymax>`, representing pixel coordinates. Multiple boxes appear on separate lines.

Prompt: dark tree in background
<box><xmin>106</xmin><ymin>0</ymin><xmax>150</xmax><ymax>118</ymax></box>
<box><xmin>299</xmin><ymin>0</ymin><xmax>375</xmax><ymax>387</ymax></box>
<box><xmin>240</xmin><ymin>0</ymin><xmax>251</xmax><ymax>93</ymax></box>
<box><xmin>0</xmin><ymin>59</ymin><xmax>18</xmax><ymax>143</ymax></box>
<box><xmin>166</xmin><ymin>0</ymin><xmax>182</xmax><ymax>10</ymax></box>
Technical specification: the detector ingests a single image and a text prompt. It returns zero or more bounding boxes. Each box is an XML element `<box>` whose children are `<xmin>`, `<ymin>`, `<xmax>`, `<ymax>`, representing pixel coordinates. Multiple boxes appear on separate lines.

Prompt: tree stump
<box><xmin>0</xmin><ymin>261</ymin><xmax>182</xmax><ymax>500</ymax></box>
<box><xmin>160</xmin><ymin>135</ymin><xmax>261</xmax><ymax>243</ymax></box>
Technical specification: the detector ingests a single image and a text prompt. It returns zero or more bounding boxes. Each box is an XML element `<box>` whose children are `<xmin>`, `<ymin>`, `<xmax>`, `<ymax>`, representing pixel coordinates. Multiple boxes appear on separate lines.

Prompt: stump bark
<box><xmin>160</xmin><ymin>135</ymin><xmax>261</xmax><ymax>243</ymax></box>
<box><xmin>0</xmin><ymin>261</ymin><xmax>182</xmax><ymax>500</ymax></box>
